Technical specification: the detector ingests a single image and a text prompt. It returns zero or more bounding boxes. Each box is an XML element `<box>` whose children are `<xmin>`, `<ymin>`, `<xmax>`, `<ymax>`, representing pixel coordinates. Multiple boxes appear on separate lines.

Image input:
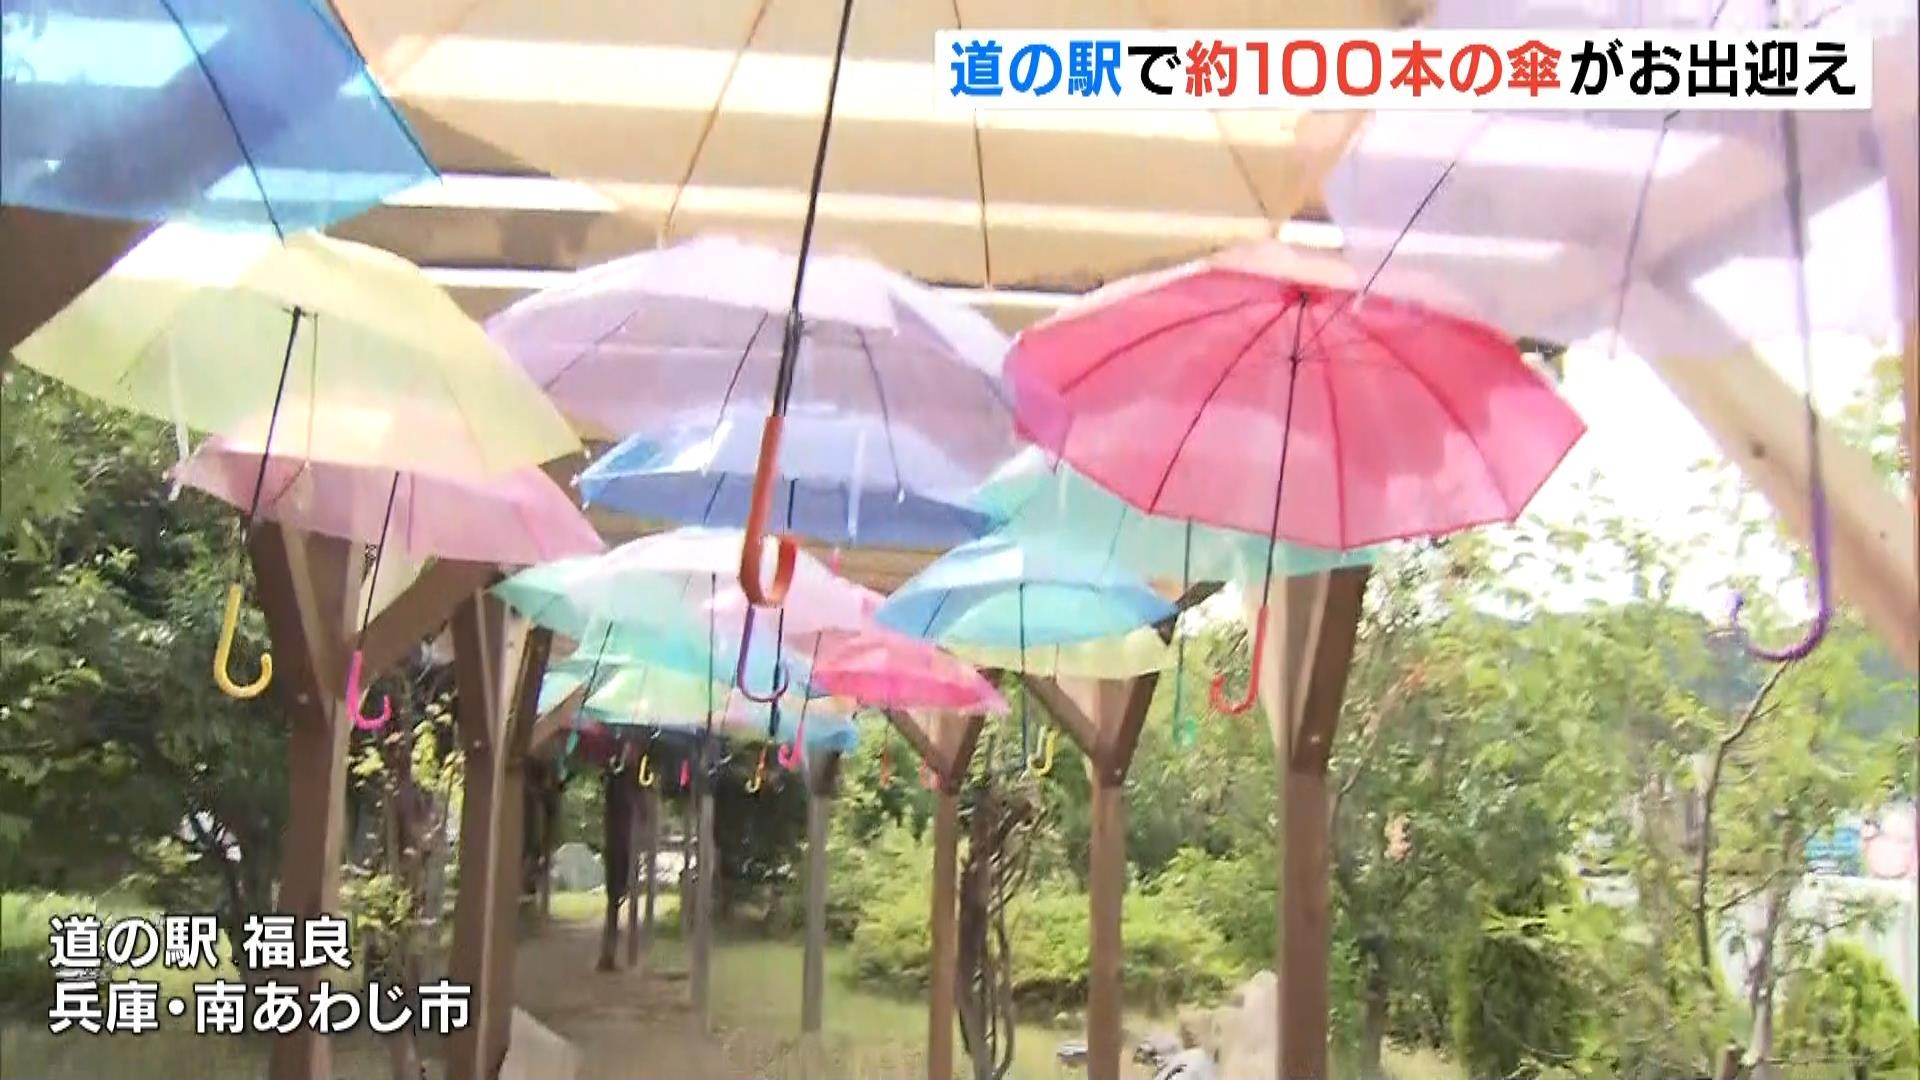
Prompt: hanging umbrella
<box><xmin>809</xmin><ymin>628</ymin><xmax>1006</xmax><ymax>713</ymax></box>
<box><xmin>1004</xmin><ymin>241</ymin><xmax>1584</xmax><ymax>711</ymax></box>
<box><xmin>1322</xmin><ymin>0</ymin><xmax>1917</xmax><ymax>660</ymax></box>
<box><xmin>874</xmin><ymin>535</ymin><xmax>1175</xmax><ymax>650</ymax></box>
<box><xmin>948</xmin><ymin>629</ymin><xmax>1172</xmax><ymax>681</ymax></box>
<box><xmin>555</xmin><ymin>615</ymin><xmax>830</xmax><ymax>703</ymax></box>
<box><xmin>576</xmin><ymin>414</ymin><xmax>995</xmax><ymax>548</ymax></box>
<box><xmin>12</xmin><ymin>224</ymin><xmax>581</xmax><ymax>477</ymax></box>
<box><xmin>974</xmin><ymin>449</ymin><xmax>1377</xmax><ymax>588</ymax></box>
<box><xmin>1</xmin><ymin>0</ymin><xmax>436</xmax><ymax>234</ymax></box>
<box><xmin>494</xmin><ymin>526</ymin><xmax>871</xmax><ymax>700</ymax></box>
<box><xmin>13</xmin><ymin>222</ymin><xmax>581</xmax><ymax>702</ymax></box>
<box><xmin>172</xmin><ymin>435</ymin><xmax>604</xmax><ymax>566</ymax></box>
<box><xmin>540</xmin><ymin>661</ymin><xmax>858</xmax><ymax>752</ymax></box>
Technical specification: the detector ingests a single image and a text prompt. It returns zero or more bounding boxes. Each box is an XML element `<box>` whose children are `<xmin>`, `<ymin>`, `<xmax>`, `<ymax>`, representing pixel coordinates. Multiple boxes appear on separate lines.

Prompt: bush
<box><xmin>1779</xmin><ymin>941</ymin><xmax>1919</xmax><ymax>1080</ymax></box>
<box><xmin>847</xmin><ymin>867</ymin><xmax>1243</xmax><ymax>1014</ymax></box>
<box><xmin>1146</xmin><ymin>847</ymin><xmax>1274</xmax><ymax>969</ymax></box>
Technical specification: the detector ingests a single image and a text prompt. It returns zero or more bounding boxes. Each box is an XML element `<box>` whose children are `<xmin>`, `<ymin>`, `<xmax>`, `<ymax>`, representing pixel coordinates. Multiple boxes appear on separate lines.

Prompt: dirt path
<box><xmin>511</xmin><ymin>920</ymin><xmax>746</xmax><ymax>1080</ymax></box>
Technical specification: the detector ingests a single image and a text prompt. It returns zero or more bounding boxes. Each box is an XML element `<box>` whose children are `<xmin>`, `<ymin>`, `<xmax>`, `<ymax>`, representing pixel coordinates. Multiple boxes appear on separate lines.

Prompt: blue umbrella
<box><xmin>874</xmin><ymin>534</ymin><xmax>1175</xmax><ymax>650</ymax></box>
<box><xmin>1</xmin><ymin>0</ymin><xmax>435</xmax><ymax>233</ymax></box>
<box><xmin>577</xmin><ymin>412</ymin><xmax>996</xmax><ymax>548</ymax></box>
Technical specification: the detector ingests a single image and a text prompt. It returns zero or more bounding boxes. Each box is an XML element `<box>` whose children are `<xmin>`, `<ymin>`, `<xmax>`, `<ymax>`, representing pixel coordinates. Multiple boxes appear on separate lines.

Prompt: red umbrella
<box><xmin>1005</xmin><ymin>243</ymin><xmax>1585</xmax><ymax>709</ymax></box>
<box><xmin>1007</xmin><ymin>243</ymin><xmax>1583</xmax><ymax>549</ymax></box>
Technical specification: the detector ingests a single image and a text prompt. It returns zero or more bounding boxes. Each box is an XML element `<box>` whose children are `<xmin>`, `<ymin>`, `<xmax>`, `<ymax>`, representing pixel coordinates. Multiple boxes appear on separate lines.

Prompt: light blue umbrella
<box><xmin>874</xmin><ymin>535</ymin><xmax>1175</xmax><ymax>650</ymax></box>
<box><xmin>2</xmin><ymin>0</ymin><xmax>435</xmax><ymax>234</ymax></box>
<box><xmin>539</xmin><ymin>662</ymin><xmax>857</xmax><ymax>753</ymax></box>
<box><xmin>972</xmin><ymin>450</ymin><xmax>1378</xmax><ymax>588</ymax></box>
<box><xmin>577</xmin><ymin>411</ymin><xmax>997</xmax><ymax>548</ymax></box>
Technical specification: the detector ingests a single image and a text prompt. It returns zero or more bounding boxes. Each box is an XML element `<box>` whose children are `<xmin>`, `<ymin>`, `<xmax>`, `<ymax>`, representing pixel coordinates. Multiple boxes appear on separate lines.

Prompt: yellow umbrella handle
<box><xmin>747</xmin><ymin>746</ymin><xmax>768</xmax><ymax>794</ymax></box>
<box><xmin>213</xmin><ymin>582</ymin><xmax>273</xmax><ymax>699</ymax></box>
<box><xmin>1027</xmin><ymin>728</ymin><xmax>1058</xmax><ymax>777</ymax></box>
<box><xmin>637</xmin><ymin>753</ymin><xmax>656</xmax><ymax>788</ymax></box>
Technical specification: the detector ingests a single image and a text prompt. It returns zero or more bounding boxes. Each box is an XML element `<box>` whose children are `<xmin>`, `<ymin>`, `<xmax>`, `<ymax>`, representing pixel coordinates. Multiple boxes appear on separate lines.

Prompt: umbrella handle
<box><xmin>777</xmin><ymin>710</ymin><xmax>806</xmax><ymax>770</ymax></box>
<box><xmin>919</xmin><ymin>762</ymin><xmax>940</xmax><ymax>791</ymax></box>
<box><xmin>346</xmin><ymin>650</ymin><xmax>392</xmax><ymax>732</ymax></box>
<box><xmin>1727</xmin><ymin>471</ymin><xmax>1834</xmax><ymax>663</ymax></box>
<box><xmin>1027</xmin><ymin>727</ymin><xmax>1058</xmax><ymax>777</ymax></box>
<box><xmin>734</xmin><ymin>609</ymin><xmax>791</xmax><ymax>704</ymax></box>
<box><xmin>679</xmin><ymin>759</ymin><xmax>691</xmax><ymax>789</ymax></box>
<box><xmin>637</xmin><ymin>753</ymin><xmax>656</xmax><ymax>788</ymax></box>
<box><xmin>740</xmin><ymin>416</ymin><xmax>799</xmax><ymax>608</ymax></box>
<box><xmin>1209</xmin><ymin>609</ymin><xmax>1268</xmax><ymax>716</ymax></box>
<box><xmin>747</xmin><ymin>746</ymin><xmax>768</xmax><ymax>794</ymax></box>
<box><xmin>213</xmin><ymin>583</ymin><xmax>273</xmax><ymax>699</ymax></box>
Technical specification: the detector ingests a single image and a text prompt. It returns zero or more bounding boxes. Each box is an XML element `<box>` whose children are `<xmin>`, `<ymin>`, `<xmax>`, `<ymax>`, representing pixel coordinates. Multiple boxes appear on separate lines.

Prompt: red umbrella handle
<box><xmin>740</xmin><ymin>416</ymin><xmax>798</xmax><ymax>607</ymax></box>
<box><xmin>1209</xmin><ymin>609</ymin><xmax>1268</xmax><ymax>716</ymax></box>
<box><xmin>346</xmin><ymin>650</ymin><xmax>392</xmax><ymax>731</ymax></box>
<box><xmin>777</xmin><ymin>704</ymin><xmax>807</xmax><ymax>770</ymax></box>
<box><xmin>920</xmin><ymin>762</ymin><xmax>940</xmax><ymax>790</ymax></box>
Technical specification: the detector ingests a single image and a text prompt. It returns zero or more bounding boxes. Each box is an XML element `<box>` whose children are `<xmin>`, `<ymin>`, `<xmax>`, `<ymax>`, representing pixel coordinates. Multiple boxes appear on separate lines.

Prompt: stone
<box><xmin>548</xmin><ymin>842</ymin><xmax>602</xmax><ymax>893</ymax></box>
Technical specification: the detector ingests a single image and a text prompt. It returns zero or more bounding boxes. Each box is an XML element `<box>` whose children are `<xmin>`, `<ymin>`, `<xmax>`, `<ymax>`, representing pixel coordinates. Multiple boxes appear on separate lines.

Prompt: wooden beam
<box><xmin>0</xmin><ymin>208</ymin><xmax>147</xmax><ymax>355</ymax></box>
<box><xmin>638</xmin><ymin>785</ymin><xmax>661</xmax><ymax>966</ymax></box>
<box><xmin>248</xmin><ymin>525</ymin><xmax>361</xmax><ymax>1080</ymax></box>
<box><xmin>691</xmin><ymin>739</ymin><xmax>718</xmax><ymax>1027</ymax></box>
<box><xmin>1019</xmin><ymin>676</ymin><xmax>1101</xmax><ymax>755</ymax></box>
<box><xmin>359</xmin><ymin>558</ymin><xmax>499</xmax><ymax>677</ymax></box>
<box><xmin>1290</xmin><ymin>568</ymin><xmax>1370</xmax><ymax>773</ymax></box>
<box><xmin>484</xmin><ymin>622</ymin><xmax>549</xmax><ymax>1070</ymax></box>
<box><xmin>527</xmin><ymin>687</ymin><xmax>584</xmax><ymax>754</ymax></box>
<box><xmin>1642</xmin><ymin>349</ymin><xmax>1918</xmax><ymax>668</ymax></box>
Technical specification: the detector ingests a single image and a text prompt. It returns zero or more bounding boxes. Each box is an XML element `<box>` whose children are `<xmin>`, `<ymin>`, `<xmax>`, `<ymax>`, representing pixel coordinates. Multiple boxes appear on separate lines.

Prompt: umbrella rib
<box><xmin>853</xmin><ymin>328</ymin><xmax>907</xmax><ymax>494</ymax></box>
<box><xmin>714</xmin><ymin>313</ymin><xmax>774</xmax><ymax>434</ymax></box>
<box><xmin>1143</xmin><ymin>298</ymin><xmax>1299</xmax><ymax>515</ymax></box>
<box><xmin>1321</xmin><ymin>359</ymin><xmax>1346</xmax><ymax>549</ymax></box>
<box><xmin>661</xmin><ymin>0</ymin><xmax>775</xmax><ymax>243</ymax></box>
<box><xmin>155</xmin><ymin>0</ymin><xmax>285</xmax><ymax>235</ymax></box>
<box><xmin>1343</xmin><ymin>318</ymin><xmax>1507</xmax><ymax>512</ymax></box>
<box><xmin>1058</xmin><ymin>297</ymin><xmax>1267</xmax><ymax>395</ymax></box>
<box><xmin>537</xmin><ymin>300</ymin><xmax>666</xmax><ymax>402</ymax></box>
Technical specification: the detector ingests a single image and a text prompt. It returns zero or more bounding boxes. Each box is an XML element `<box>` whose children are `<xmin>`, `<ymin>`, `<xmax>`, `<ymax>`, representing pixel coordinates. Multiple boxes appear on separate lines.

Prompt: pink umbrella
<box><xmin>810</xmin><ymin>628</ymin><xmax>1006</xmax><ymax>713</ymax></box>
<box><xmin>175</xmin><ymin>436</ymin><xmax>604</xmax><ymax>731</ymax></box>
<box><xmin>173</xmin><ymin>436</ymin><xmax>605</xmax><ymax>567</ymax></box>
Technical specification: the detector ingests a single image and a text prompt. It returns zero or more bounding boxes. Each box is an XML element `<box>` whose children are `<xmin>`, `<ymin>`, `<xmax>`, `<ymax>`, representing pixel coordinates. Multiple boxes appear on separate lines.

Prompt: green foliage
<box><xmin>1779</xmin><ymin>942</ymin><xmax>1920</xmax><ymax>1080</ymax></box>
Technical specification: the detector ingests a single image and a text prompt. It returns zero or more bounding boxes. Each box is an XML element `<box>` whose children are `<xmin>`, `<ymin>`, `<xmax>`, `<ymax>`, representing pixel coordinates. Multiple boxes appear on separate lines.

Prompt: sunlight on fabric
<box><xmin>1</xmin><ymin>16</ymin><xmax>225</xmax><ymax>88</ymax></box>
<box><xmin>382</xmin><ymin>35</ymin><xmax>1304</xmax><ymax>143</ymax></box>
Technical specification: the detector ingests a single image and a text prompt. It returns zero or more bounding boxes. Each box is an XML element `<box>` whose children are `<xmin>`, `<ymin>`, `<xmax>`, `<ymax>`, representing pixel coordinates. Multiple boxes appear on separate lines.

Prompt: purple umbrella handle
<box><xmin>734</xmin><ymin>608</ymin><xmax>791</xmax><ymax>704</ymax></box>
<box><xmin>1727</xmin><ymin>479</ymin><xmax>1834</xmax><ymax>663</ymax></box>
<box><xmin>346</xmin><ymin>650</ymin><xmax>392</xmax><ymax>732</ymax></box>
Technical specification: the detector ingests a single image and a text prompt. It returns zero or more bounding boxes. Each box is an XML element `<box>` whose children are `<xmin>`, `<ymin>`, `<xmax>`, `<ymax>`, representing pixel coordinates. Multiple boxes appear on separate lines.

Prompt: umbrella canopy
<box><xmin>810</xmin><ymin>628</ymin><xmax>1006</xmax><ymax>712</ymax></box>
<box><xmin>874</xmin><ymin>535</ymin><xmax>1175</xmax><ymax>650</ymax></box>
<box><xmin>11</xmin><ymin>224</ymin><xmax>581</xmax><ymax>477</ymax></box>
<box><xmin>1005</xmin><ymin>243</ymin><xmax>1586</xmax><ymax>550</ymax></box>
<box><xmin>975</xmin><ymin>449</ymin><xmax>1378</xmax><ymax>588</ymax></box>
<box><xmin>541</xmin><ymin>661</ymin><xmax>858</xmax><ymax>751</ymax></box>
<box><xmin>557</xmin><ymin>615</ymin><xmax>830</xmax><ymax>701</ymax></box>
<box><xmin>487</xmin><ymin>236</ymin><xmax>1023</xmax><ymax>477</ymax></box>
<box><xmin>1323</xmin><ymin>0</ymin><xmax>1917</xmax><ymax>359</ymax></box>
<box><xmin>948</xmin><ymin>628</ymin><xmax>1173</xmax><ymax>680</ymax></box>
<box><xmin>172</xmin><ymin>435</ymin><xmax>603</xmax><ymax>566</ymax></box>
<box><xmin>578</xmin><ymin>413</ymin><xmax>993</xmax><ymax>548</ymax></box>
<box><xmin>325</xmin><ymin>0</ymin><xmax>1413</xmax><ymax>292</ymax></box>
<box><xmin>1</xmin><ymin>0</ymin><xmax>435</xmax><ymax>234</ymax></box>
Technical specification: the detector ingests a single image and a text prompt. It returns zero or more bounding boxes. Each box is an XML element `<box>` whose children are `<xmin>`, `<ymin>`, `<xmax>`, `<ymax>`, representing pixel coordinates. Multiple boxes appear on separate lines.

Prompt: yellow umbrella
<box><xmin>12</xmin><ymin>223</ymin><xmax>582</xmax><ymax>700</ymax></box>
<box><xmin>12</xmin><ymin>224</ymin><xmax>580</xmax><ymax>477</ymax></box>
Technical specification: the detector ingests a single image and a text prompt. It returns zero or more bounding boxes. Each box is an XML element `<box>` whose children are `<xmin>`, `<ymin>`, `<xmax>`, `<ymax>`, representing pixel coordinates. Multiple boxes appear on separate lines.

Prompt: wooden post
<box><xmin>639</xmin><ymin>785</ymin><xmax>661</xmax><ymax>964</ymax></box>
<box><xmin>691</xmin><ymin>740</ymin><xmax>717</xmax><ymax>1025</ymax></box>
<box><xmin>1250</xmin><ymin>568</ymin><xmax>1368</xmax><ymax>1080</ymax></box>
<box><xmin>249</xmin><ymin>525</ymin><xmax>361</xmax><ymax>1080</ymax></box>
<box><xmin>883</xmin><ymin>710</ymin><xmax>985</xmax><ymax>1080</ymax></box>
<box><xmin>929</xmin><ymin>785</ymin><xmax>961</xmax><ymax>1080</ymax></box>
<box><xmin>626</xmin><ymin>782</ymin><xmax>645</xmax><ymax>967</ymax></box>
<box><xmin>444</xmin><ymin>597</ymin><xmax>548</xmax><ymax>1080</ymax></box>
<box><xmin>1023</xmin><ymin>677</ymin><xmax>1159</xmax><ymax>1080</ymax></box>
<box><xmin>802</xmin><ymin>751</ymin><xmax>842</xmax><ymax>1035</ymax></box>
<box><xmin>0</xmin><ymin>208</ymin><xmax>148</xmax><ymax>354</ymax></box>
